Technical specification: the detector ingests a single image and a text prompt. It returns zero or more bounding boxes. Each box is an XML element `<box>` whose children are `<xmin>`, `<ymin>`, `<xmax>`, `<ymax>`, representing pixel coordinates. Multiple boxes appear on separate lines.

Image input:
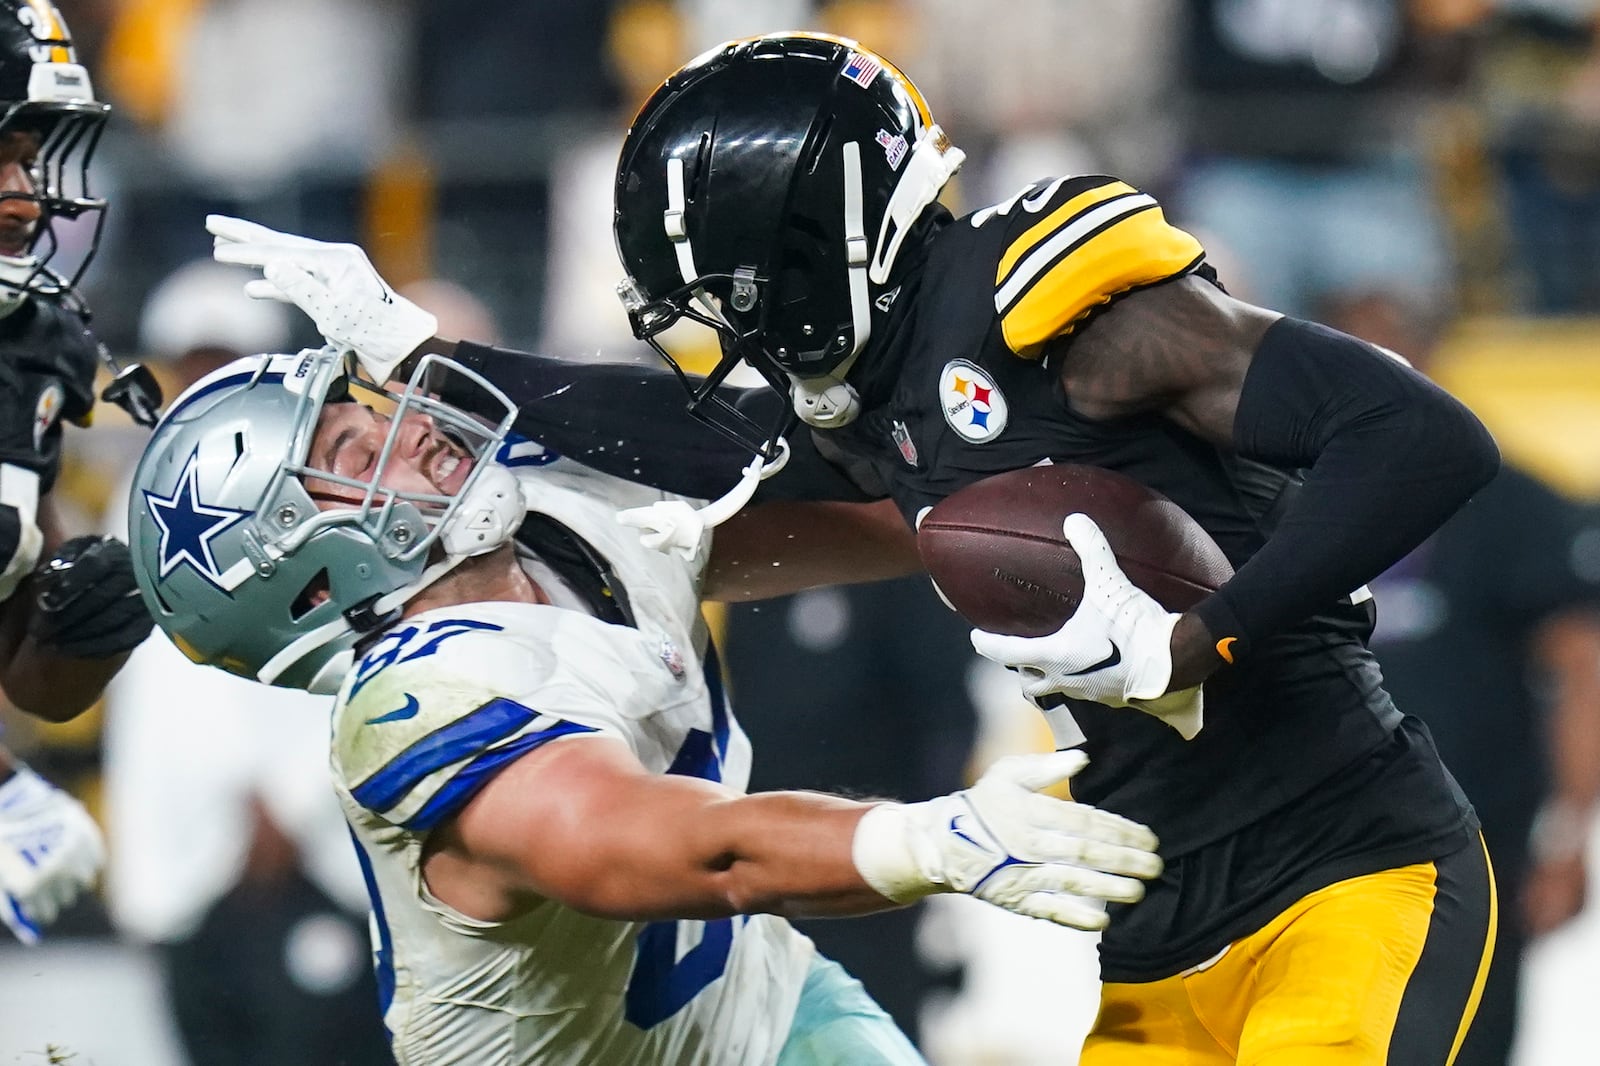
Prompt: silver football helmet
<box><xmin>128</xmin><ymin>347</ymin><xmax>523</xmax><ymax>694</ymax></box>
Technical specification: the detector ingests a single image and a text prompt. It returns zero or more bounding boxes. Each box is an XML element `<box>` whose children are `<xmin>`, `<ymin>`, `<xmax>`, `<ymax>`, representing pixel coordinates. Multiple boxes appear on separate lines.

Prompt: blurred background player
<box><xmin>0</xmin><ymin>0</ymin><xmax>157</xmax><ymax>950</ymax></box>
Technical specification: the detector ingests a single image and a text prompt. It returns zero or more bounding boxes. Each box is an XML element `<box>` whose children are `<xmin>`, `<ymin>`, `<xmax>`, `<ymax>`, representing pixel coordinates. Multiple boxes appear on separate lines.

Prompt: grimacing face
<box><xmin>302</xmin><ymin>401</ymin><xmax>476</xmax><ymax>511</ymax></box>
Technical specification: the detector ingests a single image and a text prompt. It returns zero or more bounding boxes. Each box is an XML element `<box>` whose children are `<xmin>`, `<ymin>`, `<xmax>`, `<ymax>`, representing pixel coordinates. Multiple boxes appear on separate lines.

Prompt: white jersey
<box><xmin>331</xmin><ymin>458</ymin><xmax>815</xmax><ymax>1065</ymax></box>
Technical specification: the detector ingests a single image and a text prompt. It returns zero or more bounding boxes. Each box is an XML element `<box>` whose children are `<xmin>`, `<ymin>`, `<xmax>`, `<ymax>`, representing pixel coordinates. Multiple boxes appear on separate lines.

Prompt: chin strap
<box><xmin>438</xmin><ymin>463</ymin><xmax>525</xmax><ymax>558</ymax></box>
<box><xmin>616</xmin><ymin>438</ymin><xmax>791</xmax><ymax>559</ymax></box>
<box><xmin>791</xmin><ymin>374</ymin><xmax>861</xmax><ymax>428</ymax></box>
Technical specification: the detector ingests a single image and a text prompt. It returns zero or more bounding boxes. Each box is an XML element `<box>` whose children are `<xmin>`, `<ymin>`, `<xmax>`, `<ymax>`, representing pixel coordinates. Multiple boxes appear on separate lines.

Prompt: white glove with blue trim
<box><xmin>207</xmin><ymin>215</ymin><xmax>437</xmax><ymax>385</ymax></box>
<box><xmin>970</xmin><ymin>513</ymin><xmax>1205</xmax><ymax>740</ymax></box>
<box><xmin>0</xmin><ymin>765</ymin><xmax>105</xmax><ymax>944</ymax></box>
<box><xmin>851</xmin><ymin>749</ymin><xmax>1161</xmax><ymax>929</ymax></box>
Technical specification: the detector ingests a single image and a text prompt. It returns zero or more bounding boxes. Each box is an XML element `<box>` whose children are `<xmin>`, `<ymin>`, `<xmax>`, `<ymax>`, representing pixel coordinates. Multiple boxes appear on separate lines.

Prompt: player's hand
<box><xmin>28</xmin><ymin>536</ymin><xmax>153</xmax><ymax>659</ymax></box>
<box><xmin>0</xmin><ymin>766</ymin><xmax>105</xmax><ymax>944</ymax></box>
<box><xmin>207</xmin><ymin>215</ymin><xmax>437</xmax><ymax>384</ymax></box>
<box><xmin>970</xmin><ymin>514</ymin><xmax>1203</xmax><ymax>739</ymax></box>
<box><xmin>851</xmin><ymin>749</ymin><xmax>1162</xmax><ymax>930</ymax></box>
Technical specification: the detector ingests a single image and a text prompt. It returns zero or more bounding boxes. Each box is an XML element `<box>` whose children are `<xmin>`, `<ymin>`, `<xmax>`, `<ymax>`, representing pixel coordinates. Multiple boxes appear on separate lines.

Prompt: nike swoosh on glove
<box><xmin>0</xmin><ymin>765</ymin><xmax>104</xmax><ymax>944</ymax></box>
<box><xmin>970</xmin><ymin>513</ymin><xmax>1204</xmax><ymax>740</ymax></box>
<box><xmin>208</xmin><ymin>215</ymin><xmax>437</xmax><ymax>384</ymax></box>
<box><xmin>851</xmin><ymin>749</ymin><xmax>1162</xmax><ymax>930</ymax></box>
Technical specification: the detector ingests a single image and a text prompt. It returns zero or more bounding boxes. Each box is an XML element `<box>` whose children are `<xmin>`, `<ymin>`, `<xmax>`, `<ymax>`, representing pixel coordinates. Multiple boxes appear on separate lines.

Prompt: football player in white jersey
<box><xmin>125</xmin><ymin>346</ymin><xmax>1163</xmax><ymax>1066</ymax></box>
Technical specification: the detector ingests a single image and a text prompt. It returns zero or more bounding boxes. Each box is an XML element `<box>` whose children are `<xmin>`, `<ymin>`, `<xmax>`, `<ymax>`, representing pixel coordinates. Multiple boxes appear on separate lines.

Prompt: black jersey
<box><xmin>827</xmin><ymin>175</ymin><xmax>1476</xmax><ymax>978</ymax></box>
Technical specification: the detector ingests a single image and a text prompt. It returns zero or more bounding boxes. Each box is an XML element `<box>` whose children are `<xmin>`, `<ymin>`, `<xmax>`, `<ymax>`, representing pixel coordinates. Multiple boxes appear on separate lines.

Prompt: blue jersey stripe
<box><xmin>703</xmin><ymin>640</ymin><xmax>731</xmax><ymax>758</ymax></box>
<box><xmin>351</xmin><ymin>698</ymin><xmax>540</xmax><ymax>814</ymax></box>
<box><xmin>403</xmin><ymin>719</ymin><xmax>598</xmax><ymax>831</ymax></box>
<box><xmin>347</xmin><ymin>828</ymin><xmax>395</xmax><ymax>1033</ymax></box>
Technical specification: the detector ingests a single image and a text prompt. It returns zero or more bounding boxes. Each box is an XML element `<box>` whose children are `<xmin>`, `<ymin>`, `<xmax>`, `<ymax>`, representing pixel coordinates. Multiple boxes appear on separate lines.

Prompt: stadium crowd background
<box><xmin>3</xmin><ymin>1</ymin><xmax>1600</xmax><ymax>1063</ymax></box>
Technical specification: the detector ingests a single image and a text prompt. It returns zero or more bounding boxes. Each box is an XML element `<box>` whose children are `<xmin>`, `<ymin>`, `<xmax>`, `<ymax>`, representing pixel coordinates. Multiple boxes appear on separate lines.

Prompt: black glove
<box><xmin>27</xmin><ymin>536</ymin><xmax>153</xmax><ymax>659</ymax></box>
<box><xmin>0</xmin><ymin>299</ymin><xmax>100</xmax><ymax>494</ymax></box>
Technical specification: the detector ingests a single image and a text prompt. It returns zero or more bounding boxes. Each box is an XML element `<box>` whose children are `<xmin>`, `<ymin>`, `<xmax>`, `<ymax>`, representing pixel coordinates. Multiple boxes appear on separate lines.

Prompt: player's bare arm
<box><xmin>1055</xmin><ymin>274</ymin><xmax>1272</xmax><ymax>442</ymax></box>
<box><xmin>702</xmin><ymin>498</ymin><xmax>921</xmax><ymax>602</ymax></box>
<box><xmin>422</xmin><ymin>732</ymin><xmax>1160</xmax><ymax>930</ymax></box>
<box><xmin>422</xmin><ymin>734</ymin><xmax>874</xmax><ymax>923</ymax></box>
<box><xmin>0</xmin><ymin>498</ymin><xmax>139</xmax><ymax>721</ymax></box>
<box><xmin>1057</xmin><ymin>275</ymin><xmax>1501</xmax><ymax>690</ymax></box>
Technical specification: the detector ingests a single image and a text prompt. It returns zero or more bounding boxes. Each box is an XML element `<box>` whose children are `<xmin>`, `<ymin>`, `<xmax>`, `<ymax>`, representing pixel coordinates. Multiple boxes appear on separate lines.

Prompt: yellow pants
<box><xmin>1082</xmin><ymin>838</ymin><xmax>1497</xmax><ymax>1066</ymax></box>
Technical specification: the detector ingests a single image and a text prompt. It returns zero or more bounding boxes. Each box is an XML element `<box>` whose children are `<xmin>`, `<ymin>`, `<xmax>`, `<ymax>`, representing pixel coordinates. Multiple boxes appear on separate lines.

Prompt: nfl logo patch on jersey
<box><xmin>939</xmin><ymin>360</ymin><xmax>1008</xmax><ymax>443</ymax></box>
<box><xmin>659</xmin><ymin>637</ymin><xmax>686</xmax><ymax>680</ymax></box>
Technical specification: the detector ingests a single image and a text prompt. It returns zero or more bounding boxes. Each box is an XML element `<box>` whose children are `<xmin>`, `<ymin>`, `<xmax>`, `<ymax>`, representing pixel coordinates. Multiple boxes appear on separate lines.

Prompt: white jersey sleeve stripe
<box><xmin>351</xmin><ymin>697</ymin><xmax>543</xmax><ymax>814</ymax></box>
<box><xmin>403</xmin><ymin>718</ymin><xmax>598</xmax><ymax>831</ymax></box>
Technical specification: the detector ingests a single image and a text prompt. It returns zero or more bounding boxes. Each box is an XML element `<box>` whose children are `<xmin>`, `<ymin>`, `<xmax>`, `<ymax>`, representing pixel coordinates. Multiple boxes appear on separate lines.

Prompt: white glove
<box><xmin>0</xmin><ymin>766</ymin><xmax>105</xmax><ymax>944</ymax></box>
<box><xmin>970</xmin><ymin>514</ymin><xmax>1204</xmax><ymax>740</ymax></box>
<box><xmin>207</xmin><ymin>215</ymin><xmax>438</xmax><ymax>384</ymax></box>
<box><xmin>852</xmin><ymin>749</ymin><xmax>1162</xmax><ymax>930</ymax></box>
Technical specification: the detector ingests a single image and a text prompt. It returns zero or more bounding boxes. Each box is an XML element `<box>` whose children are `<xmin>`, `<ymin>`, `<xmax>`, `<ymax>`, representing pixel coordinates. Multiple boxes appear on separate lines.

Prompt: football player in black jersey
<box><xmin>0</xmin><ymin>0</ymin><xmax>160</xmax><ymax>945</ymax></box>
<box><xmin>210</xmin><ymin>32</ymin><xmax>1504</xmax><ymax>1065</ymax></box>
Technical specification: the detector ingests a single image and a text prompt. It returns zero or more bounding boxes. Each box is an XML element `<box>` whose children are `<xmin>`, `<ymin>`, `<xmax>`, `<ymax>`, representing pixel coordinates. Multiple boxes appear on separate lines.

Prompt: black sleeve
<box><xmin>445</xmin><ymin>341</ymin><xmax>880</xmax><ymax>503</ymax></box>
<box><xmin>1194</xmin><ymin>317</ymin><xmax>1501</xmax><ymax>656</ymax></box>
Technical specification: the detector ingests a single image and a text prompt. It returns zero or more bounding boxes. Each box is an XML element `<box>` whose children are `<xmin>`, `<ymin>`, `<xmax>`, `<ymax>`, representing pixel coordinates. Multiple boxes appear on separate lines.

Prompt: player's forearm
<box><xmin>0</xmin><ymin>639</ymin><xmax>128</xmax><ymax>722</ymax></box>
<box><xmin>703</xmin><ymin>499</ymin><xmax>921</xmax><ymax>601</ymax></box>
<box><xmin>576</xmin><ymin>790</ymin><xmax>893</xmax><ymax>922</ymax></box>
<box><xmin>1181</xmin><ymin>318</ymin><xmax>1500</xmax><ymax>679</ymax></box>
<box><xmin>434</xmin><ymin>340</ymin><xmax>760</xmax><ymax>498</ymax></box>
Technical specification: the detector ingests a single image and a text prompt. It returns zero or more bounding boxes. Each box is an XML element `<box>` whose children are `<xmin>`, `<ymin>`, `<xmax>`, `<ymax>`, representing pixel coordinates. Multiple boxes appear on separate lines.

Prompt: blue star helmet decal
<box><xmin>144</xmin><ymin>447</ymin><xmax>253</xmax><ymax>589</ymax></box>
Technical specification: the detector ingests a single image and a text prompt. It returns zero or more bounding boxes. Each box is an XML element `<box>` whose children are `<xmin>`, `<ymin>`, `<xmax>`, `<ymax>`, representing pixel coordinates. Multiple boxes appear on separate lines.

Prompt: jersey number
<box><xmin>623</xmin><ymin>917</ymin><xmax>734</xmax><ymax>1029</ymax></box>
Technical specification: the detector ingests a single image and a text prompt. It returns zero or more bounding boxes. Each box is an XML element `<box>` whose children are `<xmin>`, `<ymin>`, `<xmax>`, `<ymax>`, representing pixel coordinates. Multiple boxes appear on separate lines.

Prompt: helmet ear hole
<box><xmin>289</xmin><ymin>567</ymin><xmax>330</xmax><ymax>621</ymax></box>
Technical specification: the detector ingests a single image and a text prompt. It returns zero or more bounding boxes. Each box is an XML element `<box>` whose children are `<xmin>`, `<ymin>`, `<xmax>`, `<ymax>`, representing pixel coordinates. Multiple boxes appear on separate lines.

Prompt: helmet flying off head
<box><xmin>127</xmin><ymin>347</ymin><xmax>524</xmax><ymax>694</ymax></box>
<box><xmin>614</xmin><ymin>32</ymin><xmax>964</xmax><ymax>455</ymax></box>
<box><xmin>0</xmin><ymin>0</ymin><xmax>109</xmax><ymax>316</ymax></box>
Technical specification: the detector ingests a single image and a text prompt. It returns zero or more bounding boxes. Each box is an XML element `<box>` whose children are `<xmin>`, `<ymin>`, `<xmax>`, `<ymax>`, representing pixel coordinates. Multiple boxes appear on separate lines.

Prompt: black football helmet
<box><xmin>614</xmin><ymin>33</ymin><xmax>964</xmax><ymax>456</ymax></box>
<box><xmin>0</xmin><ymin>0</ymin><xmax>109</xmax><ymax>312</ymax></box>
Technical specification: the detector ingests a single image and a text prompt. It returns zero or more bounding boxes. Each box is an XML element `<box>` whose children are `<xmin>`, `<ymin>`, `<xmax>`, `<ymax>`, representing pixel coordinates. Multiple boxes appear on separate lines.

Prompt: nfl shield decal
<box><xmin>939</xmin><ymin>360</ymin><xmax>1008</xmax><ymax>443</ymax></box>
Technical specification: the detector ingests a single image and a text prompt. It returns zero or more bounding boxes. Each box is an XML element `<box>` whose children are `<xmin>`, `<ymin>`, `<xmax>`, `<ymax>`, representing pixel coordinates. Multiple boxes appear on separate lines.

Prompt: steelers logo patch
<box><xmin>939</xmin><ymin>360</ymin><xmax>1008</xmax><ymax>443</ymax></box>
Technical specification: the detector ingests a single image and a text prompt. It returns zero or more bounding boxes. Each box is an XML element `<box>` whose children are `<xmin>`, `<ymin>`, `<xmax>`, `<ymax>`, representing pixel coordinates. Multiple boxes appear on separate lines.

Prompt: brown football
<box><xmin>916</xmin><ymin>464</ymin><xmax>1234</xmax><ymax>637</ymax></box>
